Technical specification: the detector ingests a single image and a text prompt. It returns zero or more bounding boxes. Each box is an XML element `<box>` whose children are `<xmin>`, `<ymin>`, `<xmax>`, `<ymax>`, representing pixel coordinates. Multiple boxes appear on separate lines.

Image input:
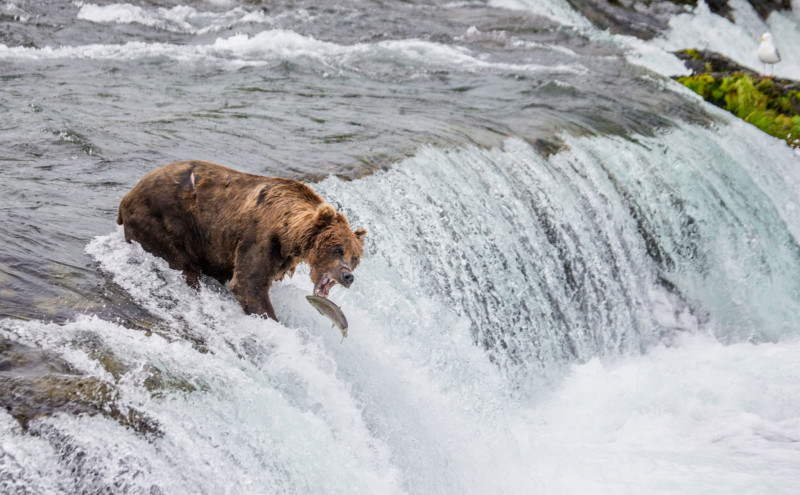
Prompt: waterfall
<box><xmin>317</xmin><ymin>118</ymin><xmax>800</xmax><ymax>387</ymax></box>
<box><xmin>6</xmin><ymin>118</ymin><xmax>799</xmax><ymax>493</ymax></box>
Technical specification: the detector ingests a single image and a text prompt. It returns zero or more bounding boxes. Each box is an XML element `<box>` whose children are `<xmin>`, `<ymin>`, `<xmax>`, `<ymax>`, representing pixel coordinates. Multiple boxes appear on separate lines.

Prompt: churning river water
<box><xmin>2</xmin><ymin>1</ymin><xmax>800</xmax><ymax>493</ymax></box>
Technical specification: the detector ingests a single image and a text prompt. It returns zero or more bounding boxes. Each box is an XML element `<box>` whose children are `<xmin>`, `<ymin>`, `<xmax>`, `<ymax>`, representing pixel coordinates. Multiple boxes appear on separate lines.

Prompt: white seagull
<box><xmin>758</xmin><ymin>32</ymin><xmax>781</xmax><ymax>77</ymax></box>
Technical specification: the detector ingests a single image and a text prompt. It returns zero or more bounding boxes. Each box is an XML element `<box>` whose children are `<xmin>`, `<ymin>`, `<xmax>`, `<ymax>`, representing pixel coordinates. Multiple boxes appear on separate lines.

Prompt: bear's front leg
<box><xmin>231</xmin><ymin>274</ymin><xmax>277</xmax><ymax>320</ymax></box>
<box><xmin>230</xmin><ymin>242</ymin><xmax>278</xmax><ymax>321</ymax></box>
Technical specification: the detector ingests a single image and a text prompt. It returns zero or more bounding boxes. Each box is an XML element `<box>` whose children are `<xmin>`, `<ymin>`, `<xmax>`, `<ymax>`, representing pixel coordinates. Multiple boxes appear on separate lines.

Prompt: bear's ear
<box><xmin>354</xmin><ymin>228</ymin><xmax>368</xmax><ymax>243</ymax></box>
<box><xmin>313</xmin><ymin>203</ymin><xmax>337</xmax><ymax>228</ymax></box>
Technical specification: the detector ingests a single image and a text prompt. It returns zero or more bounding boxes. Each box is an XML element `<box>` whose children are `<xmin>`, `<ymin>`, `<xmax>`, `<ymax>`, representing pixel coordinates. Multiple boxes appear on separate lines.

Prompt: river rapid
<box><xmin>2</xmin><ymin>1</ymin><xmax>800</xmax><ymax>493</ymax></box>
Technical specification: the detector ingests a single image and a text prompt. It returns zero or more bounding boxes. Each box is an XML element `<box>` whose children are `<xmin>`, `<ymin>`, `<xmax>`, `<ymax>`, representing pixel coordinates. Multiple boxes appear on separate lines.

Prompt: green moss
<box><xmin>681</xmin><ymin>49</ymin><xmax>702</xmax><ymax>61</ymax></box>
<box><xmin>677</xmin><ymin>72</ymin><xmax>800</xmax><ymax>147</ymax></box>
<box><xmin>0</xmin><ymin>337</ymin><xmax>160</xmax><ymax>437</ymax></box>
<box><xmin>0</xmin><ymin>374</ymin><xmax>160</xmax><ymax>437</ymax></box>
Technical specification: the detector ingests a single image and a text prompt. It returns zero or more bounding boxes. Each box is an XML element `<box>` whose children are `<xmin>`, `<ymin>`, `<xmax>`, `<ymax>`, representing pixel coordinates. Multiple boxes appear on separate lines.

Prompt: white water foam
<box><xmin>2</xmin><ymin>233</ymin><xmax>799</xmax><ymax>493</ymax></box>
<box><xmin>0</xmin><ymin>28</ymin><xmax>583</xmax><ymax>75</ymax></box>
<box><xmin>75</xmin><ymin>1</ymin><xmax>277</xmax><ymax>34</ymax></box>
<box><xmin>1</xmin><ymin>232</ymin><xmax>406</xmax><ymax>493</ymax></box>
<box><xmin>487</xmin><ymin>0</ymin><xmax>592</xmax><ymax>29</ymax></box>
<box><xmin>613</xmin><ymin>31</ymin><xmax>693</xmax><ymax>77</ymax></box>
<box><xmin>517</xmin><ymin>333</ymin><xmax>800</xmax><ymax>493</ymax></box>
<box><xmin>4</xmin><ymin>314</ymin><xmax>800</xmax><ymax>493</ymax></box>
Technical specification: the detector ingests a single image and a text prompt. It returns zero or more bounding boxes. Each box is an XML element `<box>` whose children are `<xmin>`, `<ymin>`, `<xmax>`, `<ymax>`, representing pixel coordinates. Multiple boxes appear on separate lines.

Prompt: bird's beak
<box><xmin>759</xmin><ymin>36</ymin><xmax>764</xmax><ymax>41</ymax></box>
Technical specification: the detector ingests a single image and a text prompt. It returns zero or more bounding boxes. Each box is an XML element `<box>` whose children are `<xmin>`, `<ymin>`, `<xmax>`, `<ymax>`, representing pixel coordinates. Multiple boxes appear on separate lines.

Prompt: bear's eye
<box><xmin>351</xmin><ymin>256</ymin><xmax>358</xmax><ymax>265</ymax></box>
<box><xmin>332</xmin><ymin>246</ymin><xmax>344</xmax><ymax>257</ymax></box>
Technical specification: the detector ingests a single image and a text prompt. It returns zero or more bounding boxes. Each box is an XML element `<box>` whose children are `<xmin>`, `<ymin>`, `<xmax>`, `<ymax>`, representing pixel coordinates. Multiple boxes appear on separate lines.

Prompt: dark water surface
<box><xmin>0</xmin><ymin>0</ymin><xmax>713</xmax><ymax>324</ymax></box>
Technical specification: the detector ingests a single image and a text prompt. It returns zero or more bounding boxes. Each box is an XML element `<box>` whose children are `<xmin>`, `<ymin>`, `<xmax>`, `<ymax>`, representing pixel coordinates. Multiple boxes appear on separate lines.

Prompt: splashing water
<box><xmin>3</xmin><ymin>1</ymin><xmax>800</xmax><ymax>493</ymax></box>
<box><xmin>4</xmin><ymin>117</ymin><xmax>800</xmax><ymax>492</ymax></box>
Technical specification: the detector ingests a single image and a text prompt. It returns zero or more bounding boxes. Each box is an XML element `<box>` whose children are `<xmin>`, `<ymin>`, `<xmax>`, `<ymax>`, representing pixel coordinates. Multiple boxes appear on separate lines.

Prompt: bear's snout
<box><xmin>341</xmin><ymin>270</ymin><xmax>354</xmax><ymax>287</ymax></box>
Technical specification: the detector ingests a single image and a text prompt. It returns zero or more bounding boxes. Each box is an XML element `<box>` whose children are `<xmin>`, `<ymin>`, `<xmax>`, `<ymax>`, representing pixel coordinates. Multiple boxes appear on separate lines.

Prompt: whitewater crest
<box><xmin>74</xmin><ymin>1</ymin><xmax>279</xmax><ymax>34</ymax></box>
<box><xmin>0</xmin><ymin>27</ymin><xmax>584</xmax><ymax>76</ymax></box>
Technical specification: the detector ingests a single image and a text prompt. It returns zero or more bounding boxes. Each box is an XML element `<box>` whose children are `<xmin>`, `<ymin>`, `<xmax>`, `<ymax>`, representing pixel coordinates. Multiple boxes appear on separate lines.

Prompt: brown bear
<box><xmin>117</xmin><ymin>160</ymin><xmax>367</xmax><ymax>321</ymax></box>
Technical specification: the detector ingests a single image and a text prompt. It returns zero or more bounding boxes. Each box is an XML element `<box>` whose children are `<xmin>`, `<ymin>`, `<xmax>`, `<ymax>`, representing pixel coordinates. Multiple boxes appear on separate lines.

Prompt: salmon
<box><xmin>306</xmin><ymin>295</ymin><xmax>349</xmax><ymax>342</ymax></box>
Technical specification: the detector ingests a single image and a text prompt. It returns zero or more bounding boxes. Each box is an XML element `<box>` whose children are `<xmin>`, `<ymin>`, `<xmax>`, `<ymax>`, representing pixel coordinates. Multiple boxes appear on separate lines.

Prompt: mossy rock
<box><xmin>0</xmin><ymin>337</ymin><xmax>161</xmax><ymax>438</ymax></box>
<box><xmin>143</xmin><ymin>365</ymin><xmax>199</xmax><ymax>397</ymax></box>
<box><xmin>0</xmin><ymin>373</ymin><xmax>161</xmax><ymax>437</ymax></box>
<box><xmin>674</xmin><ymin>49</ymin><xmax>754</xmax><ymax>75</ymax></box>
<box><xmin>674</xmin><ymin>50</ymin><xmax>800</xmax><ymax>148</ymax></box>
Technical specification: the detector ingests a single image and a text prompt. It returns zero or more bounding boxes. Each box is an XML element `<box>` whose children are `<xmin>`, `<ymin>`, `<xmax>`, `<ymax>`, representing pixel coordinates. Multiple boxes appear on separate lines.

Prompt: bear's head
<box><xmin>308</xmin><ymin>203</ymin><xmax>367</xmax><ymax>298</ymax></box>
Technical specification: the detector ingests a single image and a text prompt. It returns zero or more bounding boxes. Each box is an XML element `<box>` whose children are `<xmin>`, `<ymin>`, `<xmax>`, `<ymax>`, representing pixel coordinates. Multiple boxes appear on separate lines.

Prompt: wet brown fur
<box><xmin>117</xmin><ymin>160</ymin><xmax>367</xmax><ymax>320</ymax></box>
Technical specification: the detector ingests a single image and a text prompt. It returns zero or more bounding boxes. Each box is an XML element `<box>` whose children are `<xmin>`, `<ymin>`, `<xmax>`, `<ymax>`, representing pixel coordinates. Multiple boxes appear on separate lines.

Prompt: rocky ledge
<box><xmin>672</xmin><ymin>49</ymin><xmax>800</xmax><ymax>147</ymax></box>
<box><xmin>0</xmin><ymin>337</ymin><xmax>161</xmax><ymax>437</ymax></box>
<box><xmin>565</xmin><ymin>1</ymin><xmax>791</xmax><ymax>40</ymax></box>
